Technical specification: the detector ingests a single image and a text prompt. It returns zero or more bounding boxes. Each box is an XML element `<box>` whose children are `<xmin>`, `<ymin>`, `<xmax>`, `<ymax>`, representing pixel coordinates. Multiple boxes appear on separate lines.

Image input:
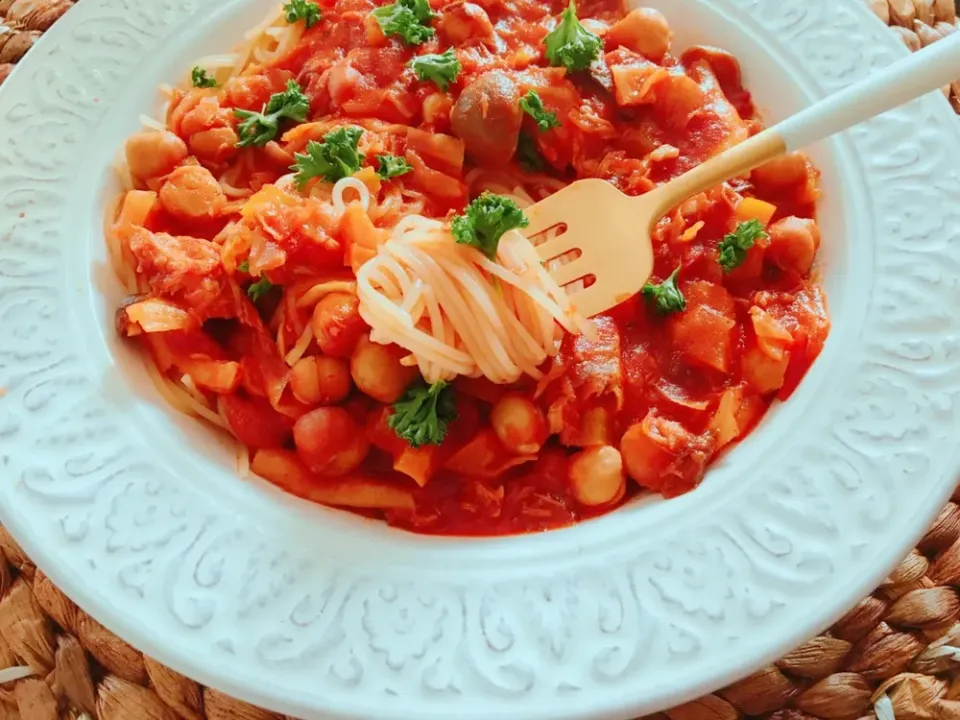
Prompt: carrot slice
<box><xmin>736</xmin><ymin>197</ymin><xmax>777</xmax><ymax>226</ymax></box>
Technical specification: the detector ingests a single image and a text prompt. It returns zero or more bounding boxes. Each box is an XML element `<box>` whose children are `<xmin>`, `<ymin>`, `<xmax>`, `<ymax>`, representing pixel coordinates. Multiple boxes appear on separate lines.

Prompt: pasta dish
<box><xmin>108</xmin><ymin>0</ymin><xmax>829</xmax><ymax>535</ymax></box>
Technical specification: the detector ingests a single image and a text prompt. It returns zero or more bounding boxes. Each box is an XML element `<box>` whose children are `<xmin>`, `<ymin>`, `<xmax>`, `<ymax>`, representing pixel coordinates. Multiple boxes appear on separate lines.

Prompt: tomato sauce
<box><xmin>114</xmin><ymin>0</ymin><xmax>830</xmax><ymax>536</ymax></box>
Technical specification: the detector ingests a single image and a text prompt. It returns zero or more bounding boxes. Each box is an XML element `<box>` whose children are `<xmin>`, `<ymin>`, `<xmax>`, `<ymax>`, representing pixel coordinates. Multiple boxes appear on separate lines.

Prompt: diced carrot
<box><xmin>404</xmin><ymin>151</ymin><xmax>465</xmax><ymax>201</ymax></box>
<box><xmin>280</xmin><ymin>121</ymin><xmax>337</xmax><ymax>152</ymax></box>
<box><xmin>366</xmin><ymin>407</ymin><xmax>408</xmax><ymax>456</ymax></box>
<box><xmin>445</xmin><ymin>429</ymin><xmax>536</xmax><ymax>479</ymax></box>
<box><xmin>353</xmin><ymin>166</ymin><xmax>382</xmax><ymax>196</ymax></box>
<box><xmin>252</xmin><ymin>449</ymin><xmax>415</xmax><ymax>511</ymax></box>
<box><xmin>669</xmin><ymin>304</ymin><xmax>734</xmax><ymax>373</ymax></box>
<box><xmin>341</xmin><ymin>203</ymin><xmax>385</xmax><ymax>272</ymax></box>
<box><xmin>679</xmin><ymin>220</ymin><xmax>705</xmax><ymax>242</ymax></box>
<box><xmin>394</xmin><ymin>445</ymin><xmax>441</xmax><ymax>488</ymax></box>
<box><xmin>348</xmin><ymin>244</ymin><xmax>377</xmax><ymax>273</ymax></box>
<box><xmin>241</xmin><ymin>184</ymin><xmax>299</xmax><ymax>221</ymax></box>
<box><xmin>668</xmin><ymin>282</ymin><xmax>736</xmax><ymax>373</ymax></box>
<box><xmin>735</xmin><ymin>197</ymin><xmax>777</xmax><ymax>226</ymax></box>
<box><xmin>406</xmin><ymin>127</ymin><xmax>465</xmax><ymax>176</ymax></box>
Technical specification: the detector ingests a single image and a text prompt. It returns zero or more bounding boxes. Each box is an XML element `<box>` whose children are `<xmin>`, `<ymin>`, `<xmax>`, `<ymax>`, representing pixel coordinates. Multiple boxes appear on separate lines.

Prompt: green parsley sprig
<box><xmin>520</xmin><ymin>90</ymin><xmax>561</xmax><ymax>131</ymax></box>
<box><xmin>292</xmin><ymin>126</ymin><xmax>365</xmax><ymax>189</ymax></box>
<box><xmin>284</xmin><ymin>0</ymin><xmax>322</xmax><ymax>27</ymax></box>
<box><xmin>376</xmin><ymin>154</ymin><xmax>413</xmax><ymax>179</ymax></box>
<box><xmin>372</xmin><ymin>0</ymin><xmax>436</xmax><ymax>45</ymax></box>
<box><xmin>452</xmin><ymin>193</ymin><xmax>529</xmax><ymax>259</ymax></box>
<box><xmin>641</xmin><ymin>265</ymin><xmax>685</xmax><ymax>314</ymax></box>
<box><xmin>717</xmin><ymin>219</ymin><xmax>768</xmax><ymax>272</ymax></box>
<box><xmin>408</xmin><ymin>48</ymin><xmax>461</xmax><ymax>91</ymax></box>
<box><xmin>191</xmin><ymin>66</ymin><xmax>218</xmax><ymax>88</ymax></box>
<box><xmin>235</xmin><ymin>80</ymin><xmax>310</xmax><ymax>148</ymax></box>
<box><xmin>544</xmin><ymin>0</ymin><xmax>602</xmax><ymax>73</ymax></box>
<box><xmin>389</xmin><ymin>380</ymin><xmax>458</xmax><ymax>448</ymax></box>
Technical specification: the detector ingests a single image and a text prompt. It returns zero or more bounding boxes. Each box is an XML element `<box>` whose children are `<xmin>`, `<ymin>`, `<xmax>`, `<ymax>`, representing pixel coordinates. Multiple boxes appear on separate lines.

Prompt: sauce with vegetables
<box><xmin>108</xmin><ymin>0</ymin><xmax>829</xmax><ymax>536</ymax></box>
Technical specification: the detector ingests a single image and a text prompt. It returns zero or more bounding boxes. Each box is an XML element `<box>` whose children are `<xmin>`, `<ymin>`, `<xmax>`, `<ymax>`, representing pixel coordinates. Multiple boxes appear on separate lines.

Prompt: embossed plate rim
<box><xmin>1</xmin><ymin>0</ymin><xmax>960</xmax><ymax>718</ymax></box>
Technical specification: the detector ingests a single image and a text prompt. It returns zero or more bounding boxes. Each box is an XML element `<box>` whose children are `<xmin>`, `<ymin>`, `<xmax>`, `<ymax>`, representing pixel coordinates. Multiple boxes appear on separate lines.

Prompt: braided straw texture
<box><xmin>0</xmin><ymin>0</ymin><xmax>958</xmax><ymax>717</ymax></box>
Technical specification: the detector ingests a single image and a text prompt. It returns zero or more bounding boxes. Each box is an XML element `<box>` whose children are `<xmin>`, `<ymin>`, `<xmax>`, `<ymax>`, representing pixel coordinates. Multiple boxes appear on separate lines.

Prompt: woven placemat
<box><xmin>0</xmin><ymin>0</ymin><xmax>958</xmax><ymax>717</ymax></box>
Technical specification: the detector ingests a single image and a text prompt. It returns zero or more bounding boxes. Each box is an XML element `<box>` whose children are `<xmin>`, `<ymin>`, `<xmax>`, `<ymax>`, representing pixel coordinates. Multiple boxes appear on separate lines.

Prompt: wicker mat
<box><xmin>0</xmin><ymin>0</ymin><xmax>958</xmax><ymax>717</ymax></box>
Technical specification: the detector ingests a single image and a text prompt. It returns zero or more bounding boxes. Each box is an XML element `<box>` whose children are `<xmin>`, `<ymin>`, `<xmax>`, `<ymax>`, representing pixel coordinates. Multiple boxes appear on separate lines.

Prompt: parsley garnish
<box><xmin>237</xmin><ymin>261</ymin><xmax>250</xmax><ymax>273</ymax></box>
<box><xmin>284</xmin><ymin>0</ymin><xmax>322</xmax><ymax>27</ymax></box>
<box><xmin>717</xmin><ymin>219</ymin><xmax>768</xmax><ymax>272</ymax></box>
<box><xmin>376</xmin><ymin>154</ymin><xmax>413</xmax><ymax>179</ymax></box>
<box><xmin>544</xmin><ymin>0</ymin><xmax>602</xmax><ymax>73</ymax></box>
<box><xmin>372</xmin><ymin>0</ymin><xmax>436</xmax><ymax>45</ymax></box>
<box><xmin>291</xmin><ymin>126</ymin><xmax>365</xmax><ymax>189</ymax></box>
<box><xmin>408</xmin><ymin>48</ymin><xmax>461</xmax><ymax>91</ymax></box>
<box><xmin>191</xmin><ymin>67</ymin><xmax>218</xmax><ymax>88</ymax></box>
<box><xmin>517</xmin><ymin>132</ymin><xmax>544</xmax><ymax>171</ymax></box>
<box><xmin>641</xmin><ymin>265</ymin><xmax>685</xmax><ymax>314</ymax></box>
<box><xmin>248</xmin><ymin>276</ymin><xmax>276</xmax><ymax>302</ymax></box>
<box><xmin>235</xmin><ymin>80</ymin><xmax>310</xmax><ymax>148</ymax></box>
<box><xmin>389</xmin><ymin>380</ymin><xmax>458</xmax><ymax>448</ymax></box>
<box><xmin>452</xmin><ymin>193</ymin><xmax>529</xmax><ymax>259</ymax></box>
<box><xmin>519</xmin><ymin>90</ymin><xmax>561</xmax><ymax>131</ymax></box>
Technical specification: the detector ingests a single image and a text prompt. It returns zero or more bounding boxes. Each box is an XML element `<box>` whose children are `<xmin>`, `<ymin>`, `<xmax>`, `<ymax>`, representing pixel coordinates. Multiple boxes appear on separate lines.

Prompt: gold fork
<box><xmin>523</xmin><ymin>33</ymin><xmax>960</xmax><ymax>318</ymax></box>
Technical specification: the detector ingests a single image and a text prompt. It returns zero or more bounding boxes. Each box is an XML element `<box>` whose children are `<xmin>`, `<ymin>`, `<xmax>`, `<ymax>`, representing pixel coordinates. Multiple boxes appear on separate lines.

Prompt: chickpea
<box><xmin>350</xmin><ymin>335</ymin><xmax>418</xmax><ymax>404</ymax></box>
<box><xmin>655</xmin><ymin>74</ymin><xmax>705</xmax><ymax>130</ymax></box>
<box><xmin>125</xmin><ymin>131</ymin><xmax>188</xmax><ymax>182</ymax></box>
<box><xmin>189</xmin><ymin>127</ymin><xmax>240</xmax><ymax>164</ymax></box>
<box><xmin>294</xmin><ymin>407</ymin><xmax>369</xmax><ymax>475</ymax></box>
<box><xmin>766</xmin><ymin>216</ymin><xmax>821</xmax><ymax>276</ymax></box>
<box><xmin>159</xmin><ymin>165</ymin><xmax>226</xmax><ymax>220</ymax></box>
<box><xmin>620</xmin><ymin>415</ymin><xmax>678</xmax><ymax>491</ymax></box>
<box><xmin>607</xmin><ymin>8</ymin><xmax>672</xmax><ymax>62</ymax></box>
<box><xmin>752</xmin><ymin>152</ymin><xmax>809</xmax><ymax>191</ymax></box>
<box><xmin>568</xmin><ymin>446</ymin><xmax>627</xmax><ymax>507</ymax></box>
<box><xmin>438</xmin><ymin>1</ymin><xmax>495</xmax><ymax>45</ymax></box>
<box><xmin>290</xmin><ymin>356</ymin><xmax>352</xmax><ymax>406</ymax></box>
<box><xmin>490</xmin><ymin>393</ymin><xmax>548</xmax><ymax>454</ymax></box>
<box><xmin>325</xmin><ymin>433</ymin><xmax>371</xmax><ymax>476</ymax></box>
<box><xmin>312</xmin><ymin>292</ymin><xmax>367</xmax><ymax>359</ymax></box>
<box><xmin>620</xmin><ymin>413</ymin><xmax>711</xmax><ymax>497</ymax></box>
<box><xmin>179</xmin><ymin>96</ymin><xmax>228</xmax><ymax>140</ymax></box>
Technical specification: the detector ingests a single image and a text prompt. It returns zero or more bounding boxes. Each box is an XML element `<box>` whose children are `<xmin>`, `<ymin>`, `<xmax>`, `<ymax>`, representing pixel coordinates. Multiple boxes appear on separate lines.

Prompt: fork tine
<box><xmin>548</xmin><ymin>257</ymin><xmax>590</xmax><ymax>288</ymax></box>
<box><xmin>566</xmin><ymin>282</ymin><xmax>611</xmax><ymax>318</ymax></box>
<box><xmin>523</xmin><ymin>188</ymin><xmax>577</xmax><ymax>238</ymax></box>
<box><xmin>535</xmin><ymin>235</ymin><xmax>578</xmax><ymax>263</ymax></box>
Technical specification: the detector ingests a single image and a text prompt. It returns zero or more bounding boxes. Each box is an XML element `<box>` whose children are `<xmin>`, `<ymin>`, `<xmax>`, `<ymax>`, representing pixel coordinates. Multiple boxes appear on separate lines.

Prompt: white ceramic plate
<box><xmin>1</xmin><ymin>0</ymin><xmax>959</xmax><ymax>718</ymax></box>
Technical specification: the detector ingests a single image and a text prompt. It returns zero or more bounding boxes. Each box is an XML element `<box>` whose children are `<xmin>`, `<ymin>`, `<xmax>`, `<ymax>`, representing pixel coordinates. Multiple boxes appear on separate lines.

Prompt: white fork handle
<box><xmin>777</xmin><ymin>32</ymin><xmax>960</xmax><ymax>151</ymax></box>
